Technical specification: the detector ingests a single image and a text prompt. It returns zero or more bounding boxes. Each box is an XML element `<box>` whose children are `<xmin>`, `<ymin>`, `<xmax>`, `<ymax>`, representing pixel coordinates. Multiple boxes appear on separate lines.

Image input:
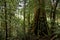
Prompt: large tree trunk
<box><xmin>31</xmin><ymin>0</ymin><xmax>48</xmax><ymax>36</ymax></box>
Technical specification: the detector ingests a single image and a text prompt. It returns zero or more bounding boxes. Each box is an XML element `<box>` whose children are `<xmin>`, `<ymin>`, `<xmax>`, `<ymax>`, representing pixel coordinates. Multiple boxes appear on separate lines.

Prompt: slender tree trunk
<box><xmin>4</xmin><ymin>1</ymin><xmax>8</xmax><ymax>40</ymax></box>
<box><xmin>50</xmin><ymin>0</ymin><xmax>59</xmax><ymax>32</ymax></box>
<box><xmin>23</xmin><ymin>0</ymin><xmax>26</xmax><ymax>40</ymax></box>
<box><xmin>4</xmin><ymin>1</ymin><xmax>11</xmax><ymax>40</ymax></box>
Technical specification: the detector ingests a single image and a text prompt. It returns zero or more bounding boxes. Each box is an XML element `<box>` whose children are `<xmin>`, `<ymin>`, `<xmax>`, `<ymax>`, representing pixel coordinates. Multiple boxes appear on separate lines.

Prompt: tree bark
<box><xmin>31</xmin><ymin>0</ymin><xmax>48</xmax><ymax>36</ymax></box>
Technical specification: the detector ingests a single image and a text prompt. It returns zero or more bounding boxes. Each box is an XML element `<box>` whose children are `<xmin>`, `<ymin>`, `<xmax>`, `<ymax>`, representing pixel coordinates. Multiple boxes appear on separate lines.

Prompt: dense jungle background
<box><xmin>0</xmin><ymin>0</ymin><xmax>60</xmax><ymax>40</ymax></box>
